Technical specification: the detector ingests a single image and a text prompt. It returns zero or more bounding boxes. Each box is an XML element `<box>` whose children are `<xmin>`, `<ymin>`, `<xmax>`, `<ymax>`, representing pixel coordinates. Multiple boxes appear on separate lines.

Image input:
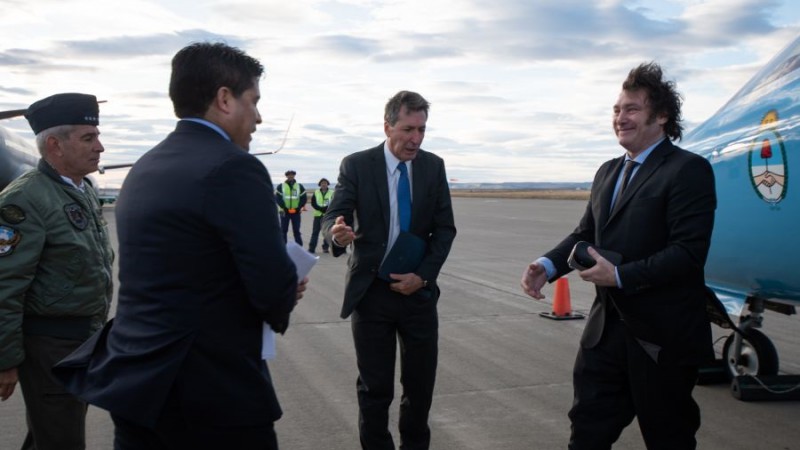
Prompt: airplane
<box><xmin>0</xmin><ymin>110</ymin><xmax>39</xmax><ymax>190</ymax></box>
<box><xmin>682</xmin><ymin>33</ymin><xmax>800</xmax><ymax>399</ymax></box>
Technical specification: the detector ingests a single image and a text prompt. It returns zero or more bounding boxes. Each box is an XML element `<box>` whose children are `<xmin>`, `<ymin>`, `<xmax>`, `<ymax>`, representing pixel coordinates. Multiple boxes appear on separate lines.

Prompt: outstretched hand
<box><xmin>521</xmin><ymin>262</ymin><xmax>547</xmax><ymax>300</ymax></box>
<box><xmin>331</xmin><ymin>216</ymin><xmax>355</xmax><ymax>247</ymax></box>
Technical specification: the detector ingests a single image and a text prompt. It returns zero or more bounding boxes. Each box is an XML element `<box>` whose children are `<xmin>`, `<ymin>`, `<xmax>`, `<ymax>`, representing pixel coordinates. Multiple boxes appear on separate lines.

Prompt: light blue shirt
<box><xmin>536</xmin><ymin>138</ymin><xmax>664</xmax><ymax>287</ymax></box>
<box><xmin>609</xmin><ymin>139</ymin><xmax>660</xmax><ymax>211</ymax></box>
<box><xmin>182</xmin><ymin>118</ymin><xmax>230</xmax><ymax>141</ymax></box>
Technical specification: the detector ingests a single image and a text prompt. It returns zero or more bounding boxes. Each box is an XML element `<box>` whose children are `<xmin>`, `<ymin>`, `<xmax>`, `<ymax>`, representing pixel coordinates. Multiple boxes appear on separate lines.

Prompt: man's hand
<box><xmin>0</xmin><ymin>367</ymin><xmax>18</xmax><ymax>401</ymax></box>
<box><xmin>577</xmin><ymin>247</ymin><xmax>617</xmax><ymax>287</ymax></box>
<box><xmin>521</xmin><ymin>262</ymin><xmax>548</xmax><ymax>299</ymax></box>
<box><xmin>331</xmin><ymin>216</ymin><xmax>355</xmax><ymax>247</ymax></box>
<box><xmin>296</xmin><ymin>276</ymin><xmax>309</xmax><ymax>304</ymax></box>
<box><xmin>388</xmin><ymin>273</ymin><xmax>425</xmax><ymax>296</ymax></box>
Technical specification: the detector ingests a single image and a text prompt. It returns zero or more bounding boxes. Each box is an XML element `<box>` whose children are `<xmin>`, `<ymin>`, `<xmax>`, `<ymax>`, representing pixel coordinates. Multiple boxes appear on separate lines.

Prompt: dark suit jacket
<box><xmin>544</xmin><ymin>139</ymin><xmax>716</xmax><ymax>365</ymax></box>
<box><xmin>322</xmin><ymin>144</ymin><xmax>456</xmax><ymax>318</ymax></box>
<box><xmin>54</xmin><ymin>120</ymin><xmax>298</xmax><ymax>427</ymax></box>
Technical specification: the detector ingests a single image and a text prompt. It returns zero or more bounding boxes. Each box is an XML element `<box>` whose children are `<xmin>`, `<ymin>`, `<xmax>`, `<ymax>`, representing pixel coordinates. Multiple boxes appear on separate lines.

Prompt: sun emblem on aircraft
<box><xmin>748</xmin><ymin>109</ymin><xmax>787</xmax><ymax>204</ymax></box>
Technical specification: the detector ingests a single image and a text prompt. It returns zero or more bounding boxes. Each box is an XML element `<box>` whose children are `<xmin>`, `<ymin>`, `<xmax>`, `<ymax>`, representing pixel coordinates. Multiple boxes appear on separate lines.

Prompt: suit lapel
<box><xmin>598</xmin><ymin>157</ymin><xmax>625</xmax><ymax>227</ymax></box>
<box><xmin>370</xmin><ymin>145</ymin><xmax>391</xmax><ymax>230</ymax></box>
<box><xmin>606</xmin><ymin>140</ymin><xmax>673</xmax><ymax>224</ymax></box>
<box><xmin>410</xmin><ymin>151</ymin><xmax>427</xmax><ymax>230</ymax></box>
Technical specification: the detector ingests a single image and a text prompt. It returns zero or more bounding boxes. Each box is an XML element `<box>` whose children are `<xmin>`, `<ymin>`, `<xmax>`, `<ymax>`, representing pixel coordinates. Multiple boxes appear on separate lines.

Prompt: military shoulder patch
<box><xmin>0</xmin><ymin>204</ymin><xmax>26</xmax><ymax>224</ymax></box>
<box><xmin>64</xmin><ymin>203</ymin><xmax>88</xmax><ymax>230</ymax></box>
<box><xmin>0</xmin><ymin>225</ymin><xmax>21</xmax><ymax>256</ymax></box>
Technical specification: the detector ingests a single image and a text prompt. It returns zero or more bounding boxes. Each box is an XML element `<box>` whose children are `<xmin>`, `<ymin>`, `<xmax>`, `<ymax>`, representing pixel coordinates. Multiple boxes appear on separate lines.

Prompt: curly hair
<box><xmin>622</xmin><ymin>62</ymin><xmax>684</xmax><ymax>141</ymax></box>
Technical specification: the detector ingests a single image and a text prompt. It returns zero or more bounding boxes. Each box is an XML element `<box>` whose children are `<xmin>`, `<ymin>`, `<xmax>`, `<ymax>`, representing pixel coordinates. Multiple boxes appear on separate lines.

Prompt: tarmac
<box><xmin>1</xmin><ymin>197</ymin><xmax>799</xmax><ymax>449</ymax></box>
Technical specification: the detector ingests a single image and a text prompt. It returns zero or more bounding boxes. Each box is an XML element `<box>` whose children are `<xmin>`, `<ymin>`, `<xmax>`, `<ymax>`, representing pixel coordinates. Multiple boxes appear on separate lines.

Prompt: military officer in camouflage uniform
<box><xmin>0</xmin><ymin>93</ymin><xmax>114</xmax><ymax>450</ymax></box>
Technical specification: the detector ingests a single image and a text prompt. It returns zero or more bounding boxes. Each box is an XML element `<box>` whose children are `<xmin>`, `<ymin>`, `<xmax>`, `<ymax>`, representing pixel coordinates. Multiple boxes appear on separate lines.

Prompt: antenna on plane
<box><xmin>252</xmin><ymin>113</ymin><xmax>294</xmax><ymax>156</ymax></box>
<box><xmin>98</xmin><ymin>113</ymin><xmax>296</xmax><ymax>174</ymax></box>
<box><xmin>0</xmin><ymin>109</ymin><xmax>27</xmax><ymax>120</ymax></box>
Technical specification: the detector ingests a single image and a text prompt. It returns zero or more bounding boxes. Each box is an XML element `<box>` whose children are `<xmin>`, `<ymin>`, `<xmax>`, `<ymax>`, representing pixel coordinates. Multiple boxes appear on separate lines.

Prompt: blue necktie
<box><xmin>397</xmin><ymin>162</ymin><xmax>411</xmax><ymax>232</ymax></box>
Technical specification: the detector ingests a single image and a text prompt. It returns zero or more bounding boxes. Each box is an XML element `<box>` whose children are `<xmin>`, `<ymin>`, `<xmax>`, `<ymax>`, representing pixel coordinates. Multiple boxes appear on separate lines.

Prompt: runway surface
<box><xmin>1</xmin><ymin>197</ymin><xmax>798</xmax><ymax>449</ymax></box>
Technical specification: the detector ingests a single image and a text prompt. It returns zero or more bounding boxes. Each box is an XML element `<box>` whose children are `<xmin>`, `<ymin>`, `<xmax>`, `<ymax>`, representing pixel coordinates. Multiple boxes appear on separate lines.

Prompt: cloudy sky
<box><xmin>2</xmin><ymin>0</ymin><xmax>799</xmax><ymax>188</ymax></box>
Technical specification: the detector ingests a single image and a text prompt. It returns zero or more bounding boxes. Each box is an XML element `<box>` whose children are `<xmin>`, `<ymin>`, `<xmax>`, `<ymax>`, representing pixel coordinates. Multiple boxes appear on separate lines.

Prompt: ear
<box><xmin>384</xmin><ymin>121</ymin><xmax>391</xmax><ymax>137</ymax></box>
<box><xmin>214</xmin><ymin>87</ymin><xmax>235</xmax><ymax>114</ymax></box>
<box><xmin>45</xmin><ymin>135</ymin><xmax>64</xmax><ymax>158</ymax></box>
<box><xmin>656</xmin><ymin>113</ymin><xmax>668</xmax><ymax>126</ymax></box>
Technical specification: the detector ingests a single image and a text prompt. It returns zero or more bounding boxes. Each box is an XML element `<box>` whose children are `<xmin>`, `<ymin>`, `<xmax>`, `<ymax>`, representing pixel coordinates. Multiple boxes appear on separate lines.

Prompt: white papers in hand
<box><xmin>262</xmin><ymin>242</ymin><xmax>319</xmax><ymax>360</ymax></box>
<box><xmin>285</xmin><ymin>241</ymin><xmax>319</xmax><ymax>279</ymax></box>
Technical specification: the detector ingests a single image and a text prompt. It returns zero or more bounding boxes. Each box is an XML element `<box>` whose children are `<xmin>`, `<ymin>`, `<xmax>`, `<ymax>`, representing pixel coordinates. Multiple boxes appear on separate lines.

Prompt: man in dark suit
<box><xmin>53</xmin><ymin>42</ymin><xmax>306</xmax><ymax>449</ymax></box>
<box><xmin>521</xmin><ymin>63</ymin><xmax>716</xmax><ymax>450</ymax></box>
<box><xmin>322</xmin><ymin>91</ymin><xmax>456</xmax><ymax>449</ymax></box>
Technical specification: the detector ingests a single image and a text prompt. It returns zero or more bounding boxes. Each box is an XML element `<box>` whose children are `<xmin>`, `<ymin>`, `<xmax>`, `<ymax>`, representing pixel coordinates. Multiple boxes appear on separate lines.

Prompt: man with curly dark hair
<box><xmin>522</xmin><ymin>62</ymin><xmax>716</xmax><ymax>449</ymax></box>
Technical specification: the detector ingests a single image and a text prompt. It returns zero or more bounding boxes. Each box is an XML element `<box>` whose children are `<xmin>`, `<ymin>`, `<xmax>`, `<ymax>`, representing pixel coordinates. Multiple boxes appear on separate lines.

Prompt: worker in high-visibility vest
<box><xmin>275</xmin><ymin>170</ymin><xmax>306</xmax><ymax>245</ymax></box>
<box><xmin>308</xmin><ymin>178</ymin><xmax>333</xmax><ymax>254</ymax></box>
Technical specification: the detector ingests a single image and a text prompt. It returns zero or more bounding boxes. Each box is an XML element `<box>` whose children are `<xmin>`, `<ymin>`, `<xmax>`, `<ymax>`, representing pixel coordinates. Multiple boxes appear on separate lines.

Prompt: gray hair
<box><xmin>384</xmin><ymin>91</ymin><xmax>430</xmax><ymax>126</ymax></box>
<box><xmin>35</xmin><ymin>124</ymin><xmax>76</xmax><ymax>156</ymax></box>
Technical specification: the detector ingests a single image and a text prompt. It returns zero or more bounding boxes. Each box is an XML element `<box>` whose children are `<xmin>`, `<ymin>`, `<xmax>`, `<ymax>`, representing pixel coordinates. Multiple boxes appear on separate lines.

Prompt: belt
<box><xmin>22</xmin><ymin>315</ymin><xmax>95</xmax><ymax>341</ymax></box>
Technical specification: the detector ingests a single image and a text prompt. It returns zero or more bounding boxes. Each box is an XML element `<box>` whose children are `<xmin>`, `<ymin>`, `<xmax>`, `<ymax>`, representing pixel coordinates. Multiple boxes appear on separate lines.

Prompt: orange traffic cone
<box><xmin>539</xmin><ymin>277</ymin><xmax>585</xmax><ymax>320</ymax></box>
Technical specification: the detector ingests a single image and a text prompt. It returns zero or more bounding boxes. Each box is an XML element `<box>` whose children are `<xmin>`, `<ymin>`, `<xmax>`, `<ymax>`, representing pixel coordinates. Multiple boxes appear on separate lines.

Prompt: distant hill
<box><xmin>296</xmin><ymin>181</ymin><xmax>592</xmax><ymax>191</ymax></box>
<box><xmin>448</xmin><ymin>182</ymin><xmax>591</xmax><ymax>190</ymax></box>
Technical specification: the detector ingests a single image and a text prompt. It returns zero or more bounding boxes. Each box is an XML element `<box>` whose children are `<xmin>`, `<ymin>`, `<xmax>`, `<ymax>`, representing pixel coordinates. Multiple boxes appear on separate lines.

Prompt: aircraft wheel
<box><xmin>722</xmin><ymin>329</ymin><xmax>779</xmax><ymax>378</ymax></box>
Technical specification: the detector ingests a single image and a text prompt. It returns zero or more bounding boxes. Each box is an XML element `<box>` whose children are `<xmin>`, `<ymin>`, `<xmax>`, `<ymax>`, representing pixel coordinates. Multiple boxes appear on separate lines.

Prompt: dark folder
<box><xmin>378</xmin><ymin>231</ymin><xmax>426</xmax><ymax>281</ymax></box>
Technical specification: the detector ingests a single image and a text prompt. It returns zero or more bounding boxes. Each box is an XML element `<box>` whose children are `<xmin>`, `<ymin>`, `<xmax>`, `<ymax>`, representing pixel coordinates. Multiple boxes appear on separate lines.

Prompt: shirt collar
<box><xmin>627</xmin><ymin>137</ymin><xmax>664</xmax><ymax>164</ymax></box>
<box><xmin>60</xmin><ymin>175</ymin><xmax>85</xmax><ymax>191</ymax></box>
<box><xmin>383</xmin><ymin>141</ymin><xmax>405</xmax><ymax>173</ymax></box>
<box><xmin>182</xmin><ymin>118</ymin><xmax>231</xmax><ymax>141</ymax></box>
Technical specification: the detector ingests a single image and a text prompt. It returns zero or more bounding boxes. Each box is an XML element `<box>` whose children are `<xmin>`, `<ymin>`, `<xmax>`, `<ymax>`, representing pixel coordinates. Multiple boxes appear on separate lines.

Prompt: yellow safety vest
<box><xmin>313</xmin><ymin>189</ymin><xmax>333</xmax><ymax>217</ymax></box>
<box><xmin>281</xmin><ymin>183</ymin><xmax>301</xmax><ymax>210</ymax></box>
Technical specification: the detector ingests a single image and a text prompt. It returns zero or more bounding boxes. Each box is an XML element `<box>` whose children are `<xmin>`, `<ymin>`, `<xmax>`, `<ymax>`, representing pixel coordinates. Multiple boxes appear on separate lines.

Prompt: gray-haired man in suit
<box><xmin>323</xmin><ymin>91</ymin><xmax>456</xmax><ymax>449</ymax></box>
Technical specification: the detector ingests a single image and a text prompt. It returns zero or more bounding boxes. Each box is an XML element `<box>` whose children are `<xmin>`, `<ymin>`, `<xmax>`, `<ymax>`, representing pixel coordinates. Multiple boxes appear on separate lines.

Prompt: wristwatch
<box><xmin>421</xmin><ymin>279</ymin><xmax>429</xmax><ymax>288</ymax></box>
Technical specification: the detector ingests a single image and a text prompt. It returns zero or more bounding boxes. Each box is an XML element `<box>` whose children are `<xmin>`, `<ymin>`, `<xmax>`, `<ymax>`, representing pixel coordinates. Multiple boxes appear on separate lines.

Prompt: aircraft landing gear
<box><xmin>721</xmin><ymin>328</ymin><xmax>779</xmax><ymax>378</ymax></box>
<box><xmin>719</xmin><ymin>296</ymin><xmax>800</xmax><ymax>401</ymax></box>
<box><xmin>722</xmin><ymin>297</ymin><xmax>779</xmax><ymax>378</ymax></box>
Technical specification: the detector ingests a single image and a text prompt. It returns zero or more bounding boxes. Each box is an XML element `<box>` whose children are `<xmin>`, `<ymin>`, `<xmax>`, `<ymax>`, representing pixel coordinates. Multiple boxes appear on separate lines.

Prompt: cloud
<box><xmin>2</xmin><ymin>0</ymin><xmax>799</xmax><ymax>186</ymax></box>
<box><xmin>0</xmin><ymin>49</ymin><xmax>43</xmax><ymax>66</ymax></box>
<box><xmin>681</xmin><ymin>0</ymin><xmax>782</xmax><ymax>43</ymax></box>
<box><xmin>372</xmin><ymin>44</ymin><xmax>463</xmax><ymax>63</ymax></box>
<box><xmin>310</xmin><ymin>35</ymin><xmax>382</xmax><ymax>58</ymax></box>
<box><xmin>56</xmin><ymin>30</ymin><xmax>247</xmax><ymax>58</ymax></box>
<box><xmin>0</xmin><ymin>85</ymin><xmax>33</xmax><ymax>96</ymax></box>
<box><xmin>304</xmin><ymin>123</ymin><xmax>347</xmax><ymax>135</ymax></box>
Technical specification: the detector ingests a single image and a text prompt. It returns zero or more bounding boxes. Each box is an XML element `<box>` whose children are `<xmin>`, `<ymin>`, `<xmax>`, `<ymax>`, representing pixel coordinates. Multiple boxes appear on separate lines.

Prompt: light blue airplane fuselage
<box><xmin>683</xmin><ymin>34</ymin><xmax>800</xmax><ymax>315</ymax></box>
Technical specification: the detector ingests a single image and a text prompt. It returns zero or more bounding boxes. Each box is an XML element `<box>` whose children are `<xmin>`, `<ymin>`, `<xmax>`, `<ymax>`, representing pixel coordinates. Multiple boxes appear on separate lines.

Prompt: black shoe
<box><xmin>323</xmin><ymin>248</ymin><xmax>329</xmax><ymax>253</ymax></box>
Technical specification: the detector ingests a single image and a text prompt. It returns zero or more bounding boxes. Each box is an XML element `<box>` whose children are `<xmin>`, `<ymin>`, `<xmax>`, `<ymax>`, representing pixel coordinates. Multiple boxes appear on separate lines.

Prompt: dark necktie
<box><xmin>397</xmin><ymin>162</ymin><xmax>411</xmax><ymax>231</ymax></box>
<box><xmin>612</xmin><ymin>160</ymin><xmax>638</xmax><ymax>212</ymax></box>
